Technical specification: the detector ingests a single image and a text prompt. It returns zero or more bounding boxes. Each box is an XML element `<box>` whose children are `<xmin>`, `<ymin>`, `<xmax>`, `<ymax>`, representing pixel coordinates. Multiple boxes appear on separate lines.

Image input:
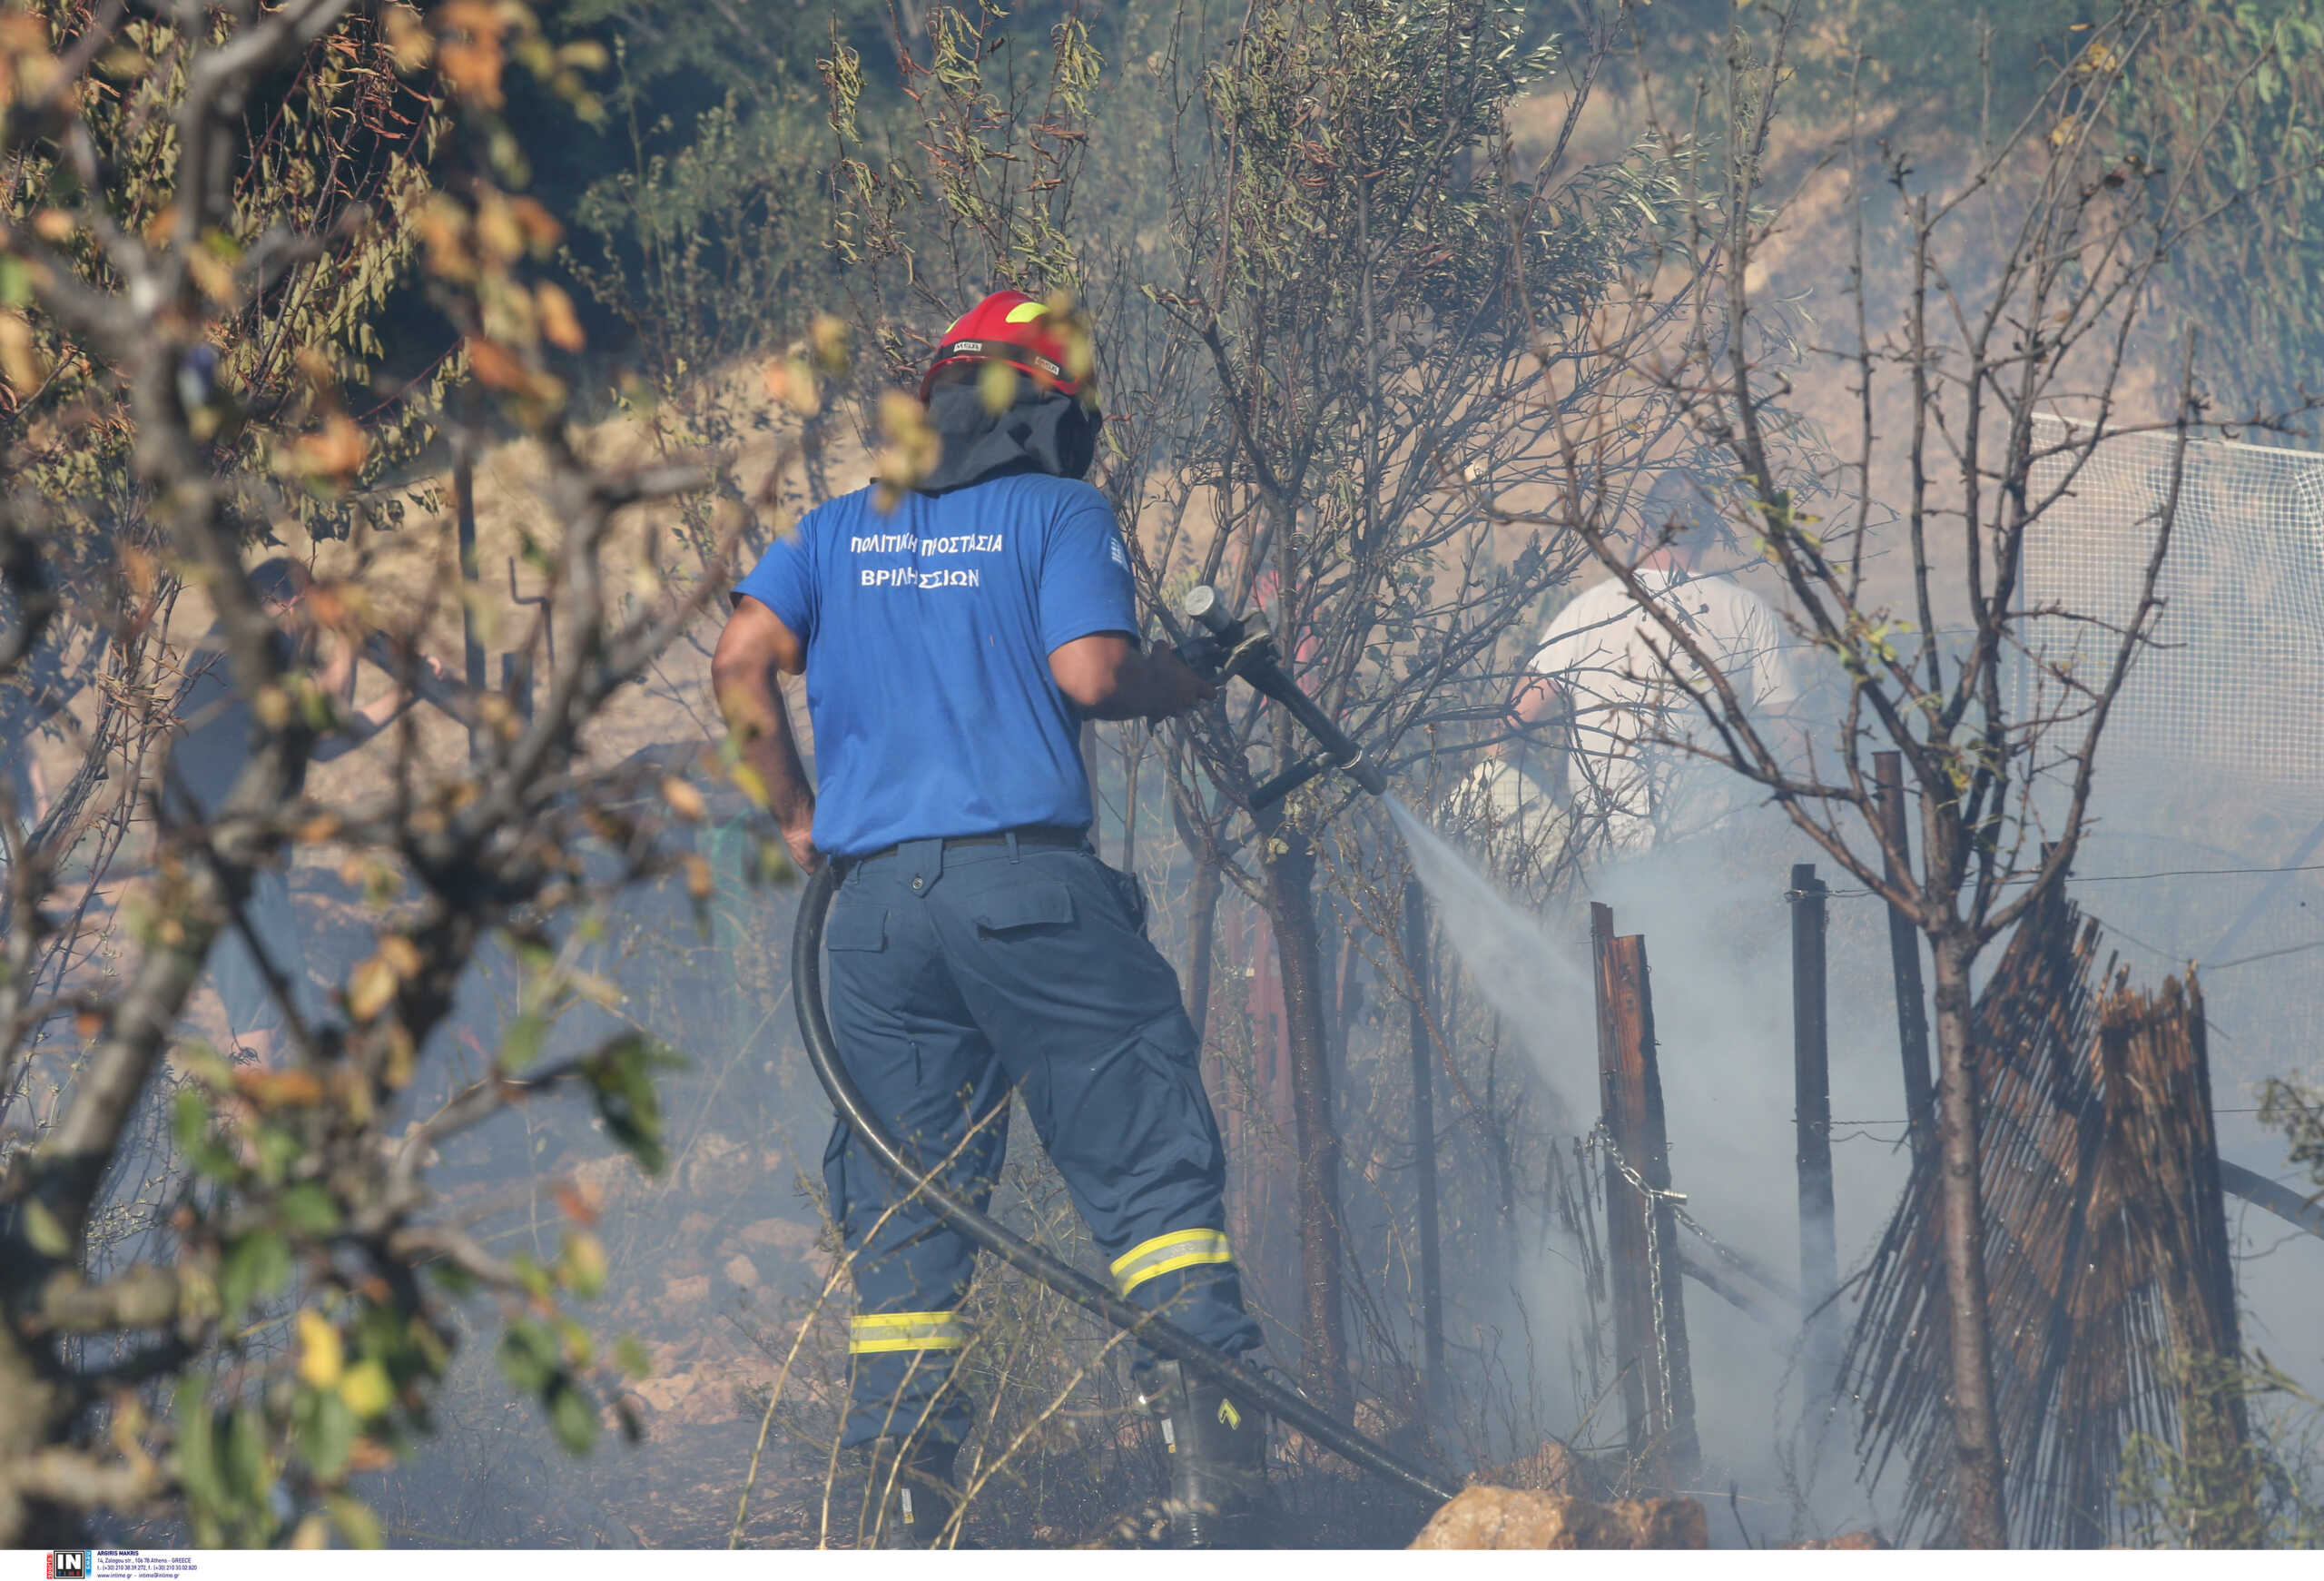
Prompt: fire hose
<box><xmin>789</xmin><ymin>588</ymin><xmax>1455</xmax><ymax>1508</ymax></box>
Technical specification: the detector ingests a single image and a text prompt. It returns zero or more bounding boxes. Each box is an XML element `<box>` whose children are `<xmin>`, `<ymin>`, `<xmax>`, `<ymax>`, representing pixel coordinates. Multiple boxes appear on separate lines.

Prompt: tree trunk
<box><xmin>1184</xmin><ymin>855</ymin><xmax>1223</xmax><ymax>1046</ymax></box>
<box><xmin>1928</xmin><ymin>929</ymin><xmax>2008</xmax><ymax>1547</ymax></box>
<box><xmin>1403</xmin><ymin>879</ymin><xmax>1444</xmax><ymax>1422</ymax></box>
<box><xmin>1259</xmin><ymin>825</ymin><xmax>1350</xmax><ymax>1413</ymax></box>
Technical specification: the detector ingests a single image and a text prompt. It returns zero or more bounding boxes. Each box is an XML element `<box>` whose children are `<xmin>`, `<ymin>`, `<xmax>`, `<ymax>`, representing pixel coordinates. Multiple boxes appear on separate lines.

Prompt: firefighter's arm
<box><xmin>1049</xmin><ymin>632</ymin><xmax>1216</xmax><ymax>722</ymax></box>
<box><xmin>712</xmin><ymin>596</ymin><xmax>819</xmax><ymax>872</ymax></box>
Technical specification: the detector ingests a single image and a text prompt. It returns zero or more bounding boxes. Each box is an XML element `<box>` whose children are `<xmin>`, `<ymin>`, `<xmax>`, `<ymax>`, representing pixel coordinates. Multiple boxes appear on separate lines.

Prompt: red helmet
<box><xmin>920</xmin><ymin>290</ymin><xmax>1088</xmax><ymax>400</ymax></box>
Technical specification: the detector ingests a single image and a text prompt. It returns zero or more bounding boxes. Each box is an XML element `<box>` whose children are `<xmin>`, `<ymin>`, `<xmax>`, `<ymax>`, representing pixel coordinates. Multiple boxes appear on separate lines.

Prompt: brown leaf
<box><xmin>381</xmin><ymin>4</ymin><xmax>432</xmax><ymax>72</ymax></box>
<box><xmin>415</xmin><ymin>196</ymin><xmax>475</xmax><ymax>282</ymax></box>
<box><xmin>233</xmin><ymin>1068</ymin><xmax>326</xmax><ymax>1109</ymax></box>
<box><xmin>537</xmin><ymin>283</ymin><xmax>585</xmax><ymax>351</ymax></box>
<box><xmin>378</xmin><ymin>934</ymin><xmax>422</xmax><ymax>979</ymax></box>
<box><xmin>465</xmin><ymin>336</ymin><xmax>527</xmax><ymax>392</ymax></box>
<box><xmin>290</xmin><ymin>414</ymin><xmax>367</xmax><ymax>483</ymax></box>
<box><xmin>347</xmin><ymin>1438</ymin><xmax>396</xmax><ymax>1473</ymax></box>
<box><xmin>661</xmin><ymin>776</ymin><xmax>705</xmax><ymax>823</ymax></box>
<box><xmin>554</xmin><ymin>1183</ymin><xmax>601</xmax><ymax>1226</ymax></box>
<box><xmin>347</xmin><ymin>955</ymin><xmax>397</xmax><ymax>1023</ymax></box>
<box><xmin>0</xmin><ymin>312</ymin><xmax>50</xmax><ymax>394</ymax></box>
<box><xmin>510</xmin><ymin>198</ymin><xmax>564</xmax><ymax>254</ymax></box>
<box><xmin>438</xmin><ymin>38</ymin><xmax>506</xmax><ymax>108</ymax></box>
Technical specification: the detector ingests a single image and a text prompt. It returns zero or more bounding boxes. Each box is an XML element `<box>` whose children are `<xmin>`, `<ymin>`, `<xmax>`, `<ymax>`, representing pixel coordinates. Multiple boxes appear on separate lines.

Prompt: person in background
<box><xmin>1446</xmin><ymin>669</ymin><xmax>1574</xmax><ymax>872</ymax></box>
<box><xmin>1525</xmin><ymin>469</ymin><xmax>1800</xmax><ymax>853</ymax></box>
<box><xmin>163</xmin><ymin>557</ymin><xmax>448</xmax><ymax>1058</ymax></box>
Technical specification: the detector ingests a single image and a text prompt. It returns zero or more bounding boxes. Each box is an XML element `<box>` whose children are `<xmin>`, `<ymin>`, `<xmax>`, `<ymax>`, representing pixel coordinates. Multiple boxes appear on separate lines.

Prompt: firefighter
<box><xmin>712</xmin><ymin>291</ymin><xmax>1269</xmax><ymax>1547</ymax></box>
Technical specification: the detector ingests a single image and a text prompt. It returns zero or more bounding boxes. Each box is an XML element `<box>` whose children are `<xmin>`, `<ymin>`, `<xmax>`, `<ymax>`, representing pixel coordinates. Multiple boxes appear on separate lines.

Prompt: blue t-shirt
<box><xmin>734</xmin><ymin>473</ymin><xmax>1137</xmax><ymax>856</ymax></box>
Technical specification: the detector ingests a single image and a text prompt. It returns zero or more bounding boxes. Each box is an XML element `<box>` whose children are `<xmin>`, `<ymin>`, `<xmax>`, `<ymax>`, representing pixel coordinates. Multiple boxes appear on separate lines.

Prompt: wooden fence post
<box><xmin>1592</xmin><ymin>902</ymin><xmax>1699</xmax><ymax>1487</ymax></box>
<box><xmin>1789</xmin><ymin>863</ymin><xmax>1842</xmax><ymax>1408</ymax></box>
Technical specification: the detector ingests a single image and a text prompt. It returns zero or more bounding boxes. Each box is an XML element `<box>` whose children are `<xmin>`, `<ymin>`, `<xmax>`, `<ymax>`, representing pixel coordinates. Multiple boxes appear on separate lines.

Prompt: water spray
<box><xmin>791</xmin><ymin>587</ymin><xmax>1452</xmax><ymax>1513</ymax></box>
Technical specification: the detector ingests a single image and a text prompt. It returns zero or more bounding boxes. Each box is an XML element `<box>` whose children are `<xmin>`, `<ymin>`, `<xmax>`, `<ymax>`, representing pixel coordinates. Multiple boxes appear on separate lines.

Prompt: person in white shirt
<box><xmin>1526</xmin><ymin>469</ymin><xmax>1799</xmax><ymax>852</ymax></box>
<box><xmin>1446</xmin><ymin>671</ymin><xmax>1576</xmax><ymax>874</ymax></box>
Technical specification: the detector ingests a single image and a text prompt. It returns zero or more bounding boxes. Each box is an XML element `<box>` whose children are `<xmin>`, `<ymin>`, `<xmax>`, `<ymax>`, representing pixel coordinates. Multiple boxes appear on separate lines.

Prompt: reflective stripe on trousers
<box><xmin>850</xmin><ymin>1309</ymin><xmax>970</xmax><ymax>1354</ymax></box>
<box><xmin>1110</xmin><ymin>1228</ymin><xmax>1233</xmax><ymax>1297</ymax></box>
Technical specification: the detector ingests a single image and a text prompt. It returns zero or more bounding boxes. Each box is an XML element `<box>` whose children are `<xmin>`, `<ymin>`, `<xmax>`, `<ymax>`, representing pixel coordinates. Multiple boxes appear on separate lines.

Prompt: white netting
<box><xmin>2021</xmin><ymin>414</ymin><xmax>2324</xmax><ymax>1088</ymax></box>
<box><xmin>2022</xmin><ymin>414</ymin><xmax>2324</xmax><ymax>797</ymax></box>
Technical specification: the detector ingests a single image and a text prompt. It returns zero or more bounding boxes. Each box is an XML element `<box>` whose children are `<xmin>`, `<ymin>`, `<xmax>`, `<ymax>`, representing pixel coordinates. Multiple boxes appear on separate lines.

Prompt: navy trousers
<box><xmin>821</xmin><ymin>835</ymin><xmax>1264</xmax><ymax>1449</ymax></box>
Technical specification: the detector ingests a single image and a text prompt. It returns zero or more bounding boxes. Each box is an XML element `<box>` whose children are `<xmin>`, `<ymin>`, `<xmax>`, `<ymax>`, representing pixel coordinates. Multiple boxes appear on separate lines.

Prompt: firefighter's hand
<box><xmin>781</xmin><ymin>808</ymin><xmax>822</xmax><ymax>874</ymax></box>
<box><xmin>1140</xmin><ymin>648</ymin><xmax>1218</xmax><ymax>722</ymax></box>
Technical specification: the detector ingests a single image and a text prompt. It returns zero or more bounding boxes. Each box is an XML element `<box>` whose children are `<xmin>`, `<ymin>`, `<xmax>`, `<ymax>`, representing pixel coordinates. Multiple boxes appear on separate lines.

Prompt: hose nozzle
<box><xmin>1178</xmin><ymin>586</ymin><xmax>1386</xmax><ymax>799</ymax></box>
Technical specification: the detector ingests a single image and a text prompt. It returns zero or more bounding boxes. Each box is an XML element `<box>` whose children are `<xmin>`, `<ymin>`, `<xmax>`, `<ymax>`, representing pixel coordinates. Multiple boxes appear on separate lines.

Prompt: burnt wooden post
<box><xmin>1788</xmin><ymin>864</ymin><xmax>1842</xmax><ymax>1408</ymax></box>
<box><xmin>1592</xmin><ymin>902</ymin><xmax>1699</xmax><ymax>1487</ymax></box>
<box><xmin>2099</xmin><ymin>973</ymin><xmax>2253</xmax><ymax>1545</ymax></box>
<box><xmin>499</xmin><ymin>651</ymin><xmax>532</xmax><ymax>725</ymax></box>
<box><xmin>1402</xmin><ymin>879</ymin><xmax>1445</xmax><ymax>1422</ymax></box>
<box><xmin>1875</xmin><ymin>751</ymin><xmax>1936</xmax><ymax>1154</ymax></box>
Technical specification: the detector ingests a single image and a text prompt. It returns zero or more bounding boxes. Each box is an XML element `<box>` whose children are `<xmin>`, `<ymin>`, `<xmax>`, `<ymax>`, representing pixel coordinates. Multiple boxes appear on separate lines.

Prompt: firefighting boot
<box><xmin>856</xmin><ymin>1436</ymin><xmax>959</xmax><ymax>1547</ymax></box>
<box><xmin>1136</xmin><ymin>1359</ymin><xmax>1269</xmax><ymax>1547</ymax></box>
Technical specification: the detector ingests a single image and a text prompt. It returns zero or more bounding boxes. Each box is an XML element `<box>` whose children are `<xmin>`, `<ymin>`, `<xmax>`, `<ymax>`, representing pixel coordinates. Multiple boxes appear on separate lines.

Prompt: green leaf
<box><xmin>172</xmin><ymin>1088</ymin><xmax>209</xmax><ymax>1152</ymax></box>
<box><xmin>584</xmin><ymin>1034</ymin><xmax>681</xmax><ymax>1174</ymax></box>
<box><xmin>300</xmin><ymin>1388</ymin><xmax>356</xmax><ymax>1485</ymax></box>
<box><xmin>328</xmin><ymin>1493</ymin><xmax>383</xmax><ymax>1549</ymax></box>
<box><xmin>254</xmin><ymin>1126</ymin><xmax>302</xmax><ymax>1187</ymax></box>
<box><xmin>0</xmin><ymin>255</ymin><xmax>28</xmax><ymax>306</ymax></box>
<box><xmin>613</xmin><ymin>1333</ymin><xmax>651</xmax><ymax>1379</ymax></box>
<box><xmin>227</xmin><ymin>1404</ymin><xmax>271</xmax><ymax>1513</ymax></box>
<box><xmin>219</xmin><ymin>1229</ymin><xmax>291</xmax><ymax>1319</ymax></box>
<box><xmin>497</xmin><ymin>1318</ymin><xmax>557</xmax><ymax>1395</ymax></box>
<box><xmin>278</xmin><ymin>1184</ymin><xmax>342</xmax><ymax>1237</ymax></box>
<box><xmin>547</xmin><ymin>1379</ymin><xmax>599</xmax><ymax>1455</ymax></box>
<box><xmin>497</xmin><ymin>1013</ymin><xmax>547</xmax><ymax>1073</ymax></box>
<box><xmin>21</xmin><ymin>1199</ymin><xmax>71</xmax><ymax>1256</ymax></box>
<box><xmin>174</xmin><ymin>1377</ymin><xmax>224</xmax><ymax>1510</ymax></box>
<box><xmin>560</xmin><ymin>1230</ymin><xmax>606</xmax><ymax>1299</ymax></box>
<box><xmin>514</xmin><ymin>1250</ymin><xmax>555</xmax><ymax>1301</ymax></box>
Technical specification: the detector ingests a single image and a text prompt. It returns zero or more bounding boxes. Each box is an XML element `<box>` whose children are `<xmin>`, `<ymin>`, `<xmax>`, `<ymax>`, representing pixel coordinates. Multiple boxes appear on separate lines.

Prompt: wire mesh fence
<box><xmin>2019</xmin><ymin>415</ymin><xmax>2324</xmax><ymax>1089</ymax></box>
<box><xmin>2022</xmin><ymin>414</ymin><xmax>2324</xmax><ymax>798</ymax></box>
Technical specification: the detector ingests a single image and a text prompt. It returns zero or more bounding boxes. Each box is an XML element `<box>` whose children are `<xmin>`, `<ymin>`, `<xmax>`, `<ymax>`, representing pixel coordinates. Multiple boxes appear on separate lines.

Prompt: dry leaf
<box><xmin>510</xmin><ymin>198</ymin><xmax>563</xmax><ymax>253</ymax></box>
<box><xmin>0</xmin><ymin>311</ymin><xmax>50</xmax><ymax>394</ymax></box>
<box><xmin>465</xmin><ymin>336</ymin><xmax>526</xmax><ymax>391</ymax></box>
<box><xmin>296</xmin><ymin>1309</ymin><xmax>344</xmax><ymax>1388</ymax></box>
<box><xmin>661</xmin><ymin>776</ymin><xmax>705</xmax><ymax>823</ymax></box>
<box><xmin>234</xmin><ymin>1068</ymin><xmax>326</xmax><ymax>1109</ymax></box>
<box><xmin>347</xmin><ymin>956</ymin><xmax>397</xmax><ymax>1023</ymax></box>
<box><xmin>290</xmin><ymin>414</ymin><xmax>367</xmax><ymax>482</ymax></box>
<box><xmin>473</xmin><ymin>194</ymin><xmax>524</xmax><ymax>264</ymax></box>
<box><xmin>377</xmin><ymin>934</ymin><xmax>422</xmax><ymax>978</ymax></box>
<box><xmin>381</xmin><ymin>4</ymin><xmax>432</xmax><ymax>72</ymax></box>
<box><xmin>537</xmin><ymin>283</ymin><xmax>585</xmax><ymax>351</ymax></box>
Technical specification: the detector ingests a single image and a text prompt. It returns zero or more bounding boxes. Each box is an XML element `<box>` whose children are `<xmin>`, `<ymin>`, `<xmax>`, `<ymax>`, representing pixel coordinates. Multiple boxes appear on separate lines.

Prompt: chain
<box><xmin>1588</xmin><ymin>1121</ymin><xmax>1686</xmax><ymax>1443</ymax></box>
